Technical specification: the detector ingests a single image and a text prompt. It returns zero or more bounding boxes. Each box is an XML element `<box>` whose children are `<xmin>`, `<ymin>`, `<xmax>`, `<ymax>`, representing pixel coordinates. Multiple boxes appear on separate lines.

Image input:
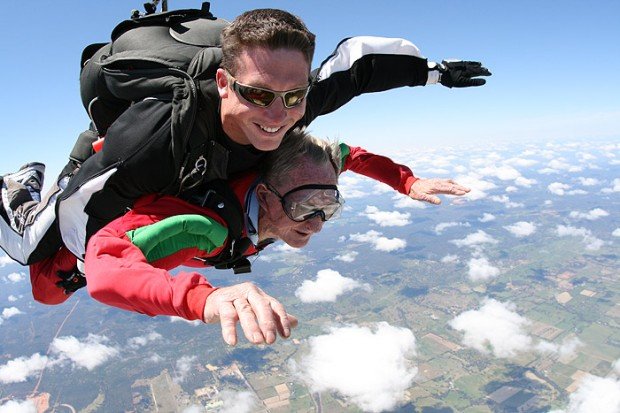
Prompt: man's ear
<box><xmin>256</xmin><ymin>183</ymin><xmax>270</xmax><ymax>207</ymax></box>
<box><xmin>216</xmin><ymin>68</ymin><xmax>229</xmax><ymax>98</ymax></box>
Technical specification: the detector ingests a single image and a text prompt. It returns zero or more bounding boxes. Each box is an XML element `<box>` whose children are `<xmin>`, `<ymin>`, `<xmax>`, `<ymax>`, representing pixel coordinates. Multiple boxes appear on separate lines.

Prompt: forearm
<box><xmin>85</xmin><ymin>228</ymin><xmax>215</xmax><ymax>320</ymax></box>
<box><xmin>340</xmin><ymin>143</ymin><xmax>418</xmax><ymax>194</ymax></box>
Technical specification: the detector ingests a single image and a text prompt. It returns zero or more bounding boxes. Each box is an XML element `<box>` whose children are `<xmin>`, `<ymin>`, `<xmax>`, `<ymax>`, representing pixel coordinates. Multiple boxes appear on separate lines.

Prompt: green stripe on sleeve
<box><xmin>339</xmin><ymin>142</ymin><xmax>350</xmax><ymax>170</ymax></box>
<box><xmin>126</xmin><ymin>214</ymin><xmax>229</xmax><ymax>263</ymax></box>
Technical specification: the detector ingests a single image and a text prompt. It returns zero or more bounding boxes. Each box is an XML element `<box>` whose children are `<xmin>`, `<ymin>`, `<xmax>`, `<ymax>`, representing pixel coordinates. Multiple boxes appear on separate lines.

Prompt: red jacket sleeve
<box><xmin>84</xmin><ymin>197</ymin><xmax>220</xmax><ymax>321</ymax></box>
<box><xmin>29</xmin><ymin>246</ymin><xmax>77</xmax><ymax>305</ymax></box>
<box><xmin>340</xmin><ymin>143</ymin><xmax>418</xmax><ymax>194</ymax></box>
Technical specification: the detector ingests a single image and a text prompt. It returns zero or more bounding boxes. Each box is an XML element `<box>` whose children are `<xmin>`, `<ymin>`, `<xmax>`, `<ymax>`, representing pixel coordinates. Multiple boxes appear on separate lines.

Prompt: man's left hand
<box><xmin>439</xmin><ymin>60</ymin><xmax>492</xmax><ymax>88</ymax></box>
<box><xmin>408</xmin><ymin>178</ymin><xmax>470</xmax><ymax>205</ymax></box>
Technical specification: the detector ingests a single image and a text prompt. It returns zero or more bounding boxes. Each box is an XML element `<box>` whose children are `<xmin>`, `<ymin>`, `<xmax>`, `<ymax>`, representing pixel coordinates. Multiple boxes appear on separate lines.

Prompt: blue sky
<box><xmin>1</xmin><ymin>1</ymin><xmax>619</xmax><ymax>179</ymax></box>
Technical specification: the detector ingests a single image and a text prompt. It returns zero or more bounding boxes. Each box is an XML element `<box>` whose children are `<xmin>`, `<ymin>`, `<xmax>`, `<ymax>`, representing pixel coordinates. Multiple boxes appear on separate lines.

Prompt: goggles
<box><xmin>265</xmin><ymin>183</ymin><xmax>344</xmax><ymax>222</ymax></box>
<box><xmin>226</xmin><ymin>71</ymin><xmax>311</xmax><ymax>109</ymax></box>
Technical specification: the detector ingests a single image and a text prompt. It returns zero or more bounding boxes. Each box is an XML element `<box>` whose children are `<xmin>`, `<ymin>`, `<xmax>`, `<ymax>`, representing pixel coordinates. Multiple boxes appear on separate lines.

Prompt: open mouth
<box><xmin>258</xmin><ymin>124</ymin><xmax>282</xmax><ymax>134</ymax></box>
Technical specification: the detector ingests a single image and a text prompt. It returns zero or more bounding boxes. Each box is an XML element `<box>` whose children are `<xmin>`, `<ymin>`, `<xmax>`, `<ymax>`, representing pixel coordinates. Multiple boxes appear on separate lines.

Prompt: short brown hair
<box><xmin>221</xmin><ymin>9</ymin><xmax>315</xmax><ymax>74</ymax></box>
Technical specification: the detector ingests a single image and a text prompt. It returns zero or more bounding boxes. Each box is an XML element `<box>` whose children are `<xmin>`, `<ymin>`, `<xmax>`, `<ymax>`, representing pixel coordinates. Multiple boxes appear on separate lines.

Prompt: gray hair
<box><xmin>261</xmin><ymin>128</ymin><xmax>341</xmax><ymax>186</ymax></box>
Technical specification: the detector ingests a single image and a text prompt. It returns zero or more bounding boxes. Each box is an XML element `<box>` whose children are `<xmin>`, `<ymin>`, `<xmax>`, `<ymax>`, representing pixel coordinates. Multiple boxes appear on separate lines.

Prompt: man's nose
<box><xmin>304</xmin><ymin>216</ymin><xmax>324</xmax><ymax>233</ymax></box>
<box><xmin>263</xmin><ymin>97</ymin><xmax>287</xmax><ymax>121</ymax></box>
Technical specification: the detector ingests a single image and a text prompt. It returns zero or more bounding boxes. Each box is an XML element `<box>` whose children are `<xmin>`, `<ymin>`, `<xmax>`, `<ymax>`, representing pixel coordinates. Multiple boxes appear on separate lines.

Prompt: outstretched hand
<box><xmin>408</xmin><ymin>178</ymin><xmax>470</xmax><ymax>205</ymax></box>
<box><xmin>439</xmin><ymin>60</ymin><xmax>492</xmax><ymax>88</ymax></box>
<box><xmin>203</xmin><ymin>282</ymin><xmax>298</xmax><ymax>346</ymax></box>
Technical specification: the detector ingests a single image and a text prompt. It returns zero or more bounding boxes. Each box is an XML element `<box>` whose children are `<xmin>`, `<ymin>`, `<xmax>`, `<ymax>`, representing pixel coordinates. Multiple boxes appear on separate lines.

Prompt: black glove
<box><xmin>439</xmin><ymin>60</ymin><xmax>492</xmax><ymax>88</ymax></box>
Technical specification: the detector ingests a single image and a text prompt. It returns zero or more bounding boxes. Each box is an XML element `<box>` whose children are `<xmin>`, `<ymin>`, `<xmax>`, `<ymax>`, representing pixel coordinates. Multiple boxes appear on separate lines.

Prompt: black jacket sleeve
<box><xmin>301</xmin><ymin>36</ymin><xmax>430</xmax><ymax>126</ymax></box>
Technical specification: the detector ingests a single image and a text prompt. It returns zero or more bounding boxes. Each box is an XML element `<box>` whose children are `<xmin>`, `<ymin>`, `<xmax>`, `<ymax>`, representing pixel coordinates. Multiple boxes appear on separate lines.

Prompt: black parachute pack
<box><xmin>70</xmin><ymin>3</ymin><xmax>256</xmax><ymax>274</ymax></box>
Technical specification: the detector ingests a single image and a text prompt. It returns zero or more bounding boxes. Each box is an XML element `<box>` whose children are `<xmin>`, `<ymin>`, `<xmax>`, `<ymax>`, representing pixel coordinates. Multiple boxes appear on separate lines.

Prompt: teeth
<box><xmin>259</xmin><ymin>125</ymin><xmax>281</xmax><ymax>133</ymax></box>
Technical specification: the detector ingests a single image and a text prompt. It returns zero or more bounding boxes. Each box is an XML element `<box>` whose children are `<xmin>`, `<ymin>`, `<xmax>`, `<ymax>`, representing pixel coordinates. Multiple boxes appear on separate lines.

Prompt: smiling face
<box><xmin>217</xmin><ymin>46</ymin><xmax>311</xmax><ymax>151</ymax></box>
<box><xmin>257</xmin><ymin>156</ymin><xmax>338</xmax><ymax>248</ymax></box>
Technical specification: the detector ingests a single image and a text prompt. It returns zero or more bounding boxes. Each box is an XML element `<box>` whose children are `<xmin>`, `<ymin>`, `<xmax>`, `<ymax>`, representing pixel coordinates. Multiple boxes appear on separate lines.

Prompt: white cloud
<box><xmin>217</xmin><ymin>390</ymin><xmax>259</xmax><ymax>413</ymax></box>
<box><xmin>551</xmin><ymin>375</ymin><xmax>620</xmax><ymax>413</ymax></box>
<box><xmin>0</xmin><ymin>353</ymin><xmax>49</xmax><ymax>384</ymax></box>
<box><xmin>556</xmin><ymin>225</ymin><xmax>606</xmax><ymax>251</ymax></box>
<box><xmin>455</xmin><ymin>175</ymin><xmax>496</xmax><ymax>200</ymax></box>
<box><xmin>362</xmin><ymin>206</ymin><xmax>411</xmax><ymax>227</ymax></box>
<box><xmin>291</xmin><ymin>322</ymin><xmax>417</xmax><ymax>413</ymax></box>
<box><xmin>350</xmin><ymin>230</ymin><xmax>406</xmax><ymax>252</ymax></box>
<box><xmin>514</xmin><ymin>176</ymin><xmax>537</xmax><ymax>187</ymax></box>
<box><xmin>0</xmin><ymin>399</ymin><xmax>37</xmax><ymax>413</ymax></box>
<box><xmin>0</xmin><ymin>255</ymin><xmax>16</xmax><ymax>268</ymax></box>
<box><xmin>507</xmin><ymin>157</ymin><xmax>538</xmax><ymax>167</ymax></box>
<box><xmin>548</xmin><ymin>182</ymin><xmax>571</xmax><ymax>196</ymax></box>
<box><xmin>334</xmin><ymin>251</ymin><xmax>358</xmax><ymax>262</ymax></box>
<box><xmin>434</xmin><ymin>221</ymin><xmax>470</xmax><ymax>234</ymax></box>
<box><xmin>173</xmin><ymin>355</ymin><xmax>196</xmax><ymax>383</ymax></box>
<box><xmin>613</xmin><ymin>359</ymin><xmax>620</xmax><ymax>375</ymax></box>
<box><xmin>449</xmin><ymin>298</ymin><xmax>532</xmax><ymax>358</ymax></box>
<box><xmin>467</xmin><ymin>256</ymin><xmax>500</xmax><ymax>282</ymax></box>
<box><xmin>440</xmin><ymin>254</ymin><xmax>459</xmax><ymax>263</ymax></box>
<box><xmin>271</xmin><ymin>243</ymin><xmax>300</xmax><ymax>253</ymax></box>
<box><xmin>1</xmin><ymin>307</ymin><xmax>23</xmax><ymax>320</ymax></box>
<box><xmin>127</xmin><ymin>332</ymin><xmax>162</xmax><ymax>350</ymax></box>
<box><xmin>51</xmin><ymin>334</ymin><xmax>118</xmax><ymax>371</ymax></box>
<box><xmin>535</xmin><ymin>337</ymin><xmax>583</xmax><ymax>359</ymax></box>
<box><xmin>569</xmin><ymin>208</ymin><xmax>609</xmax><ymax>221</ymax></box>
<box><xmin>450</xmin><ymin>230</ymin><xmax>498</xmax><ymax>248</ymax></box>
<box><xmin>504</xmin><ymin>221</ymin><xmax>537</xmax><ymax>238</ymax></box>
<box><xmin>613</xmin><ymin>228</ymin><xmax>620</xmax><ymax>237</ymax></box>
<box><xmin>295</xmin><ymin>269</ymin><xmax>371</xmax><ymax>303</ymax></box>
<box><xmin>7</xmin><ymin>295</ymin><xmax>18</xmax><ymax>302</ymax></box>
<box><xmin>4</xmin><ymin>272</ymin><xmax>25</xmax><ymax>283</ymax></box>
<box><xmin>393</xmin><ymin>194</ymin><xmax>428</xmax><ymax>209</ymax></box>
<box><xmin>505</xmin><ymin>185</ymin><xmax>518</xmax><ymax>193</ymax></box>
<box><xmin>601</xmin><ymin>178</ymin><xmax>620</xmax><ymax>193</ymax></box>
<box><xmin>490</xmin><ymin>194</ymin><xmax>524</xmax><ymax>208</ymax></box>
<box><xmin>577</xmin><ymin>177</ymin><xmax>600</xmax><ymax>186</ymax></box>
<box><xmin>478</xmin><ymin>213</ymin><xmax>496</xmax><ymax>223</ymax></box>
<box><xmin>478</xmin><ymin>165</ymin><xmax>522</xmax><ymax>181</ymax></box>
<box><xmin>169</xmin><ymin>316</ymin><xmax>202</xmax><ymax>326</ymax></box>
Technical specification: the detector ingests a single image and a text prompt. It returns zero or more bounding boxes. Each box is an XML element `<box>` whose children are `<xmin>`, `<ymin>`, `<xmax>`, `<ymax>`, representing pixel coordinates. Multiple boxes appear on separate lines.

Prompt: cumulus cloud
<box><xmin>393</xmin><ymin>194</ymin><xmax>428</xmax><ymax>209</ymax></box>
<box><xmin>0</xmin><ymin>399</ymin><xmax>37</xmax><ymax>413</ymax></box>
<box><xmin>0</xmin><ymin>353</ymin><xmax>49</xmax><ymax>384</ymax></box>
<box><xmin>504</xmin><ymin>221</ymin><xmax>537</xmax><ymax>238</ymax></box>
<box><xmin>514</xmin><ymin>176</ymin><xmax>537</xmax><ymax>187</ymax></box>
<box><xmin>601</xmin><ymin>178</ymin><xmax>620</xmax><ymax>193</ymax></box>
<box><xmin>569</xmin><ymin>208</ymin><xmax>609</xmax><ymax>221</ymax></box>
<box><xmin>450</xmin><ymin>230</ymin><xmax>498</xmax><ymax>249</ymax></box>
<box><xmin>334</xmin><ymin>251</ymin><xmax>358</xmax><ymax>262</ymax></box>
<box><xmin>548</xmin><ymin>182</ymin><xmax>571</xmax><ymax>196</ymax></box>
<box><xmin>296</xmin><ymin>269</ymin><xmax>371</xmax><ymax>303</ymax></box>
<box><xmin>556</xmin><ymin>225</ymin><xmax>605</xmax><ymax>251</ymax></box>
<box><xmin>550</xmin><ymin>375</ymin><xmax>620</xmax><ymax>413</ymax></box>
<box><xmin>577</xmin><ymin>177</ymin><xmax>600</xmax><ymax>186</ymax></box>
<box><xmin>490</xmin><ymin>194</ymin><xmax>524</xmax><ymax>208</ymax></box>
<box><xmin>449</xmin><ymin>299</ymin><xmax>533</xmax><ymax>358</ymax></box>
<box><xmin>454</xmin><ymin>175</ymin><xmax>496</xmax><ymax>200</ymax></box>
<box><xmin>361</xmin><ymin>206</ymin><xmax>411</xmax><ymax>227</ymax></box>
<box><xmin>217</xmin><ymin>390</ymin><xmax>259</xmax><ymax>413</ymax></box>
<box><xmin>3</xmin><ymin>272</ymin><xmax>25</xmax><ymax>283</ymax></box>
<box><xmin>467</xmin><ymin>256</ymin><xmax>500</xmax><ymax>282</ymax></box>
<box><xmin>0</xmin><ymin>255</ymin><xmax>16</xmax><ymax>268</ymax></box>
<box><xmin>291</xmin><ymin>322</ymin><xmax>417</xmax><ymax>413</ymax></box>
<box><xmin>613</xmin><ymin>228</ymin><xmax>620</xmax><ymax>237</ymax></box>
<box><xmin>169</xmin><ymin>316</ymin><xmax>202</xmax><ymax>326</ymax></box>
<box><xmin>478</xmin><ymin>165</ymin><xmax>522</xmax><ymax>181</ymax></box>
<box><xmin>173</xmin><ymin>355</ymin><xmax>196</xmax><ymax>383</ymax></box>
<box><xmin>441</xmin><ymin>254</ymin><xmax>459</xmax><ymax>263</ymax></box>
<box><xmin>478</xmin><ymin>213</ymin><xmax>496</xmax><ymax>223</ymax></box>
<box><xmin>505</xmin><ymin>185</ymin><xmax>518</xmax><ymax>193</ymax></box>
<box><xmin>271</xmin><ymin>243</ymin><xmax>300</xmax><ymax>253</ymax></box>
<box><xmin>2</xmin><ymin>307</ymin><xmax>23</xmax><ymax>320</ymax></box>
<box><xmin>127</xmin><ymin>332</ymin><xmax>163</xmax><ymax>350</ymax></box>
<box><xmin>434</xmin><ymin>221</ymin><xmax>470</xmax><ymax>234</ymax></box>
<box><xmin>7</xmin><ymin>295</ymin><xmax>18</xmax><ymax>302</ymax></box>
<box><xmin>350</xmin><ymin>230</ymin><xmax>406</xmax><ymax>252</ymax></box>
<box><xmin>507</xmin><ymin>157</ymin><xmax>538</xmax><ymax>167</ymax></box>
<box><xmin>535</xmin><ymin>337</ymin><xmax>583</xmax><ymax>359</ymax></box>
<box><xmin>51</xmin><ymin>334</ymin><xmax>118</xmax><ymax>370</ymax></box>
<box><xmin>338</xmin><ymin>175</ymin><xmax>370</xmax><ymax>199</ymax></box>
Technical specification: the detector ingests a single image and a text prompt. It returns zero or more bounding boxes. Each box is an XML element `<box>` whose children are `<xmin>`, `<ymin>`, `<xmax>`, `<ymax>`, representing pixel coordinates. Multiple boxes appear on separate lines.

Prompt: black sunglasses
<box><xmin>226</xmin><ymin>71</ymin><xmax>311</xmax><ymax>109</ymax></box>
<box><xmin>265</xmin><ymin>183</ymin><xmax>344</xmax><ymax>222</ymax></box>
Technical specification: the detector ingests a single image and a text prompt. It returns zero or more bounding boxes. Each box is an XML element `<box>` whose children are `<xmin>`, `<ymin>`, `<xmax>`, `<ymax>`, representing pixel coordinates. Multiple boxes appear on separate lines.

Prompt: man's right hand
<box><xmin>203</xmin><ymin>282</ymin><xmax>298</xmax><ymax>346</ymax></box>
